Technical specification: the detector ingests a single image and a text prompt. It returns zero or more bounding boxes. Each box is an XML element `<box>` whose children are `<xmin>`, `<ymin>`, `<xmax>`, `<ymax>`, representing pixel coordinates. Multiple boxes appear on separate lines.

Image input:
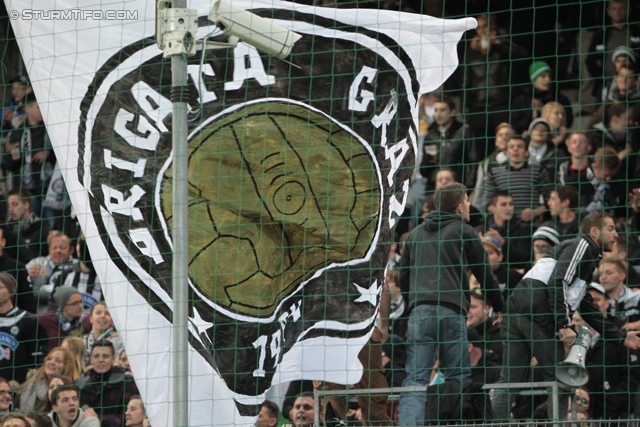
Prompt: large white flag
<box><xmin>6</xmin><ymin>1</ymin><xmax>473</xmax><ymax>425</ymax></box>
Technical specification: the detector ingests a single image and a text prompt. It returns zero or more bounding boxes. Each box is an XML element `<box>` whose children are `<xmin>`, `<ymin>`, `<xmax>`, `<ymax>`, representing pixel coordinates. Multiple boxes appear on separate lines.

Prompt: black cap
<box><xmin>9</xmin><ymin>75</ymin><xmax>29</xmax><ymax>85</ymax></box>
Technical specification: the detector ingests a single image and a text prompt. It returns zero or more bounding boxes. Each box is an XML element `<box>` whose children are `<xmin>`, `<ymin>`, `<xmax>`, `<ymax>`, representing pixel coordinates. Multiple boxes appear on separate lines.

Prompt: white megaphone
<box><xmin>556</xmin><ymin>326</ymin><xmax>592</xmax><ymax>387</ymax></box>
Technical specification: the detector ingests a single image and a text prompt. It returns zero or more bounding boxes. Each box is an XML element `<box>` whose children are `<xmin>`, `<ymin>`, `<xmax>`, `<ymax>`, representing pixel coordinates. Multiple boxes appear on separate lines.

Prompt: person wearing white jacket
<box><xmin>48</xmin><ymin>384</ymin><xmax>100</xmax><ymax>427</ymax></box>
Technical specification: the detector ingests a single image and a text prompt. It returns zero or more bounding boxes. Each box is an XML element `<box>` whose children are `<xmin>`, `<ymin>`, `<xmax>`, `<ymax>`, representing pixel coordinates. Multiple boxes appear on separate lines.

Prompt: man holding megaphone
<box><xmin>491</xmin><ymin>212</ymin><xmax>640</xmax><ymax>421</ymax></box>
<box><xmin>570</xmin><ymin>294</ymin><xmax>640</xmax><ymax>421</ymax></box>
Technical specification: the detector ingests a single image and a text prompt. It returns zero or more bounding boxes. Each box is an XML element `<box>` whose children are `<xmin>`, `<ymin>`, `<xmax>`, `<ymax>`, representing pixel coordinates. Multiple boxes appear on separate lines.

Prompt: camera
<box><xmin>208</xmin><ymin>0</ymin><xmax>302</xmax><ymax>59</ymax></box>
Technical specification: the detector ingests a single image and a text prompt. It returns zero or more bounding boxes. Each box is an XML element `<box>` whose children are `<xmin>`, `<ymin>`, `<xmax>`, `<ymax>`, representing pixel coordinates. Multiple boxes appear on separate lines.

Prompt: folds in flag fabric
<box><xmin>6</xmin><ymin>0</ymin><xmax>474</xmax><ymax>424</ymax></box>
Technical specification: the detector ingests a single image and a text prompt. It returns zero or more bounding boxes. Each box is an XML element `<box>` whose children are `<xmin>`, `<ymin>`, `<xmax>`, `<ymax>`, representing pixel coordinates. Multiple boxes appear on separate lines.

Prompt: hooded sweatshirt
<box><xmin>48</xmin><ymin>408</ymin><xmax>101</xmax><ymax>427</ymax></box>
<box><xmin>399</xmin><ymin>210</ymin><xmax>505</xmax><ymax>315</ymax></box>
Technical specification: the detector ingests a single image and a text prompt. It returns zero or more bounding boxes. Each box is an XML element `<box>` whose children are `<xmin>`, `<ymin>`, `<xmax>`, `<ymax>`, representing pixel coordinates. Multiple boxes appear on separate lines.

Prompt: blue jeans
<box><xmin>491</xmin><ymin>314</ymin><xmax>568</xmax><ymax>421</ymax></box>
<box><xmin>399</xmin><ymin>304</ymin><xmax>471</xmax><ymax>426</ymax></box>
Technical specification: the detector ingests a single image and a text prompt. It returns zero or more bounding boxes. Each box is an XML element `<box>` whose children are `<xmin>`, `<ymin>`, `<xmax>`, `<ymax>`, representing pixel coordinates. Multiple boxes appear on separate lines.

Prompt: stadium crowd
<box><xmin>284</xmin><ymin>0</ymin><xmax>640</xmax><ymax>425</ymax></box>
<box><xmin>0</xmin><ymin>75</ymin><xmax>149</xmax><ymax>427</ymax></box>
<box><xmin>2</xmin><ymin>0</ymin><xmax>640</xmax><ymax>426</ymax></box>
<box><xmin>384</xmin><ymin>0</ymin><xmax>640</xmax><ymax>425</ymax></box>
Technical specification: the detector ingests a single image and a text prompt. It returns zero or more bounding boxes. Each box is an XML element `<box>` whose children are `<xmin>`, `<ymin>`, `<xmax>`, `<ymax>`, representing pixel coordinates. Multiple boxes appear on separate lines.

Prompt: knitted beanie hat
<box><xmin>527</xmin><ymin>118</ymin><xmax>552</xmax><ymax>135</ymax></box>
<box><xmin>52</xmin><ymin>287</ymin><xmax>81</xmax><ymax>311</ymax></box>
<box><xmin>0</xmin><ymin>273</ymin><xmax>17</xmax><ymax>297</ymax></box>
<box><xmin>529</xmin><ymin>61</ymin><xmax>551</xmax><ymax>82</ymax></box>
<box><xmin>532</xmin><ymin>226</ymin><xmax>560</xmax><ymax>247</ymax></box>
<box><xmin>612</xmin><ymin>46</ymin><xmax>637</xmax><ymax>65</ymax></box>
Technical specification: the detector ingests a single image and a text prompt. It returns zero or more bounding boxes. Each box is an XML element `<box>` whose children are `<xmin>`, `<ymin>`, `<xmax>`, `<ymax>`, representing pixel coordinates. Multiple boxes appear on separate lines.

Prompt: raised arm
<box><xmin>465</xmin><ymin>228</ymin><xmax>505</xmax><ymax>313</ymax></box>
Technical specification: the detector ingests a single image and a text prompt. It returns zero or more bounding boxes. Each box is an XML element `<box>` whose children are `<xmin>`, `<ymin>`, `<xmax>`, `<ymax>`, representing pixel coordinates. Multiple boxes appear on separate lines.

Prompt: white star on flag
<box><xmin>189</xmin><ymin>307</ymin><xmax>214</xmax><ymax>336</ymax></box>
<box><xmin>353</xmin><ymin>280</ymin><xmax>381</xmax><ymax>306</ymax></box>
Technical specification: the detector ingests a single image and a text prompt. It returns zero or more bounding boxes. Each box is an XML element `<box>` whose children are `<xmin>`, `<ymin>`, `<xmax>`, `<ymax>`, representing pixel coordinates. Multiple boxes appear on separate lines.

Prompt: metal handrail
<box><xmin>312</xmin><ymin>382</ymin><xmax>576</xmax><ymax>427</ymax></box>
<box><xmin>314</xmin><ymin>386</ymin><xmax>428</xmax><ymax>426</ymax></box>
<box><xmin>483</xmin><ymin>381</ymin><xmax>563</xmax><ymax>421</ymax></box>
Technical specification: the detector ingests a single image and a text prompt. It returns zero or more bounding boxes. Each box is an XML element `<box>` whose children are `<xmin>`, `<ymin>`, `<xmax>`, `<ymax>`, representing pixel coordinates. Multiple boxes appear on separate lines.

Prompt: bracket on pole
<box><xmin>156</xmin><ymin>1</ymin><xmax>199</xmax><ymax>57</ymax></box>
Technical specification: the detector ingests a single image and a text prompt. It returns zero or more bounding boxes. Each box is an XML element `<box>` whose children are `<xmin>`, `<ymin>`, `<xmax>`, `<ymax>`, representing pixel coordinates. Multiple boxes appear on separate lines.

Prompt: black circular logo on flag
<box><xmin>77</xmin><ymin>11</ymin><xmax>416</xmax><ymax>404</ymax></box>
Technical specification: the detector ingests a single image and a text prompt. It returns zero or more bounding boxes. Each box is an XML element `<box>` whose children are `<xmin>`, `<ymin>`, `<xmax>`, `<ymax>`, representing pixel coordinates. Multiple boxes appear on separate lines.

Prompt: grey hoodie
<box><xmin>48</xmin><ymin>408</ymin><xmax>101</xmax><ymax>427</ymax></box>
<box><xmin>399</xmin><ymin>210</ymin><xmax>505</xmax><ymax>314</ymax></box>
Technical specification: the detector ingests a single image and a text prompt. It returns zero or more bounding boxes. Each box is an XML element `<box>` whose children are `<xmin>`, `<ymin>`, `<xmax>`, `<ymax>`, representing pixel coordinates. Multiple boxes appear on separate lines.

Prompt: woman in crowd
<box><xmin>118</xmin><ymin>351</ymin><xmax>131</xmax><ymax>373</ymax></box>
<box><xmin>540</xmin><ymin>101</ymin><xmax>569</xmax><ymax>148</ymax></box>
<box><xmin>18</xmin><ymin>348</ymin><xmax>79</xmax><ymax>415</ymax></box>
<box><xmin>60</xmin><ymin>337</ymin><xmax>86</xmax><ymax>374</ymax></box>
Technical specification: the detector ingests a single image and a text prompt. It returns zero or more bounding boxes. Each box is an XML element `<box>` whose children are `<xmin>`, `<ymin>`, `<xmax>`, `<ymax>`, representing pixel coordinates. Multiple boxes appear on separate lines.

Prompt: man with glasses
<box><xmin>37</xmin><ymin>287</ymin><xmax>90</xmax><ymax>354</ymax></box>
<box><xmin>0</xmin><ymin>379</ymin><xmax>13</xmax><ymax>417</ymax></box>
<box><xmin>77</xmin><ymin>340</ymin><xmax>139</xmax><ymax>427</ymax></box>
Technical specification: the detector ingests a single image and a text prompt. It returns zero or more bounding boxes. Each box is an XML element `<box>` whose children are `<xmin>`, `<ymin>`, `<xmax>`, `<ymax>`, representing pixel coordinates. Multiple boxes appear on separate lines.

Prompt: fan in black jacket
<box><xmin>492</xmin><ymin>212</ymin><xmax>640</xmax><ymax>422</ymax></box>
<box><xmin>5</xmin><ymin>189</ymin><xmax>50</xmax><ymax>263</ymax></box>
<box><xmin>4</xmin><ymin>98</ymin><xmax>56</xmax><ymax>201</ymax></box>
<box><xmin>540</xmin><ymin>185</ymin><xmax>582</xmax><ymax>242</ymax></box>
<box><xmin>0</xmin><ymin>272</ymin><xmax>44</xmax><ymax>384</ymax></box>
<box><xmin>478</xmin><ymin>236</ymin><xmax>524</xmax><ymax>301</ymax></box>
<box><xmin>398</xmin><ymin>183</ymin><xmax>505</xmax><ymax>426</ymax></box>
<box><xmin>419</xmin><ymin>97</ymin><xmax>478</xmax><ymax>190</ymax></box>
<box><xmin>77</xmin><ymin>340</ymin><xmax>139</xmax><ymax>427</ymax></box>
<box><xmin>0</xmin><ymin>228</ymin><xmax>34</xmax><ymax>313</ymax></box>
<box><xmin>476</xmin><ymin>190</ymin><xmax>533</xmax><ymax>269</ymax></box>
<box><xmin>399</xmin><ymin>189</ymin><xmax>505</xmax><ymax>316</ymax></box>
<box><xmin>510</xmin><ymin>61</ymin><xmax>573</xmax><ymax>134</ymax></box>
<box><xmin>581</xmin><ymin>285</ymin><xmax>640</xmax><ymax>421</ymax></box>
<box><xmin>586</xmin><ymin>12</ymin><xmax>640</xmax><ymax>99</ymax></box>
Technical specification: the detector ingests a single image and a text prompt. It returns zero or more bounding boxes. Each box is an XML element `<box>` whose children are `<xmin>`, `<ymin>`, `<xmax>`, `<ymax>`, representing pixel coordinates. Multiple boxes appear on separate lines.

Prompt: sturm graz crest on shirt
<box><xmin>76</xmin><ymin>10</ymin><xmax>416</xmax><ymax>411</ymax></box>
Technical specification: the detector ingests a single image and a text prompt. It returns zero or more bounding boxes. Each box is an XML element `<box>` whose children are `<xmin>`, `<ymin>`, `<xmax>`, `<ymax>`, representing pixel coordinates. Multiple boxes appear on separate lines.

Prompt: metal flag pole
<box><xmin>170</xmin><ymin>43</ymin><xmax>190</xmax><ymax>427</ymax></box>
<box><xmin>156</xmin><ymin>2</ymin><xmax>198</xmax><ymax>425</ymax></box>
<box><xmin>155</xmin><ymin>3</ymin><xmax>301</xmax><ymax>424</ymax></box>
